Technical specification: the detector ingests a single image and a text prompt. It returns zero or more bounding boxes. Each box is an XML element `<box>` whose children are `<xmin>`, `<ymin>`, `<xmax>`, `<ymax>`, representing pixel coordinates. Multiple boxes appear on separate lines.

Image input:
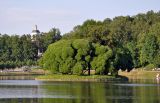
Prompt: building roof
<box><xmin>32</xmin><ymin>30</ymin><xmax>40</xmax><ymax>33</ymax></box>
<box><xmin>31</xmin><ymin>25</ymin><xmax>40</xmax><ymax>35</ymax></box>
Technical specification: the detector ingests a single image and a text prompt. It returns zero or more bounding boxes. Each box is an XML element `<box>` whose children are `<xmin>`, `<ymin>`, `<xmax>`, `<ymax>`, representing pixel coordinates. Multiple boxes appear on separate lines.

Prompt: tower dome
<box><xmin>31</xmin><ymin>25</ymin><xmax>40</xmax><ymax>34</ymax></box>
<box><xmin>31</xmin><ymin>25</ymin><xmax>41</xmax><ymax>40</ymax></box>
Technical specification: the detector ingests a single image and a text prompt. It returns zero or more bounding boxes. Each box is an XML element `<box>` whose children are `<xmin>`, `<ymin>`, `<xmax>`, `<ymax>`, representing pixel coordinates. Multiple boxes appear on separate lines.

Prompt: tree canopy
<box><xmin>39</xmin><ymin>39</ymin><xmax>115</xmax><ymax>75</ymax></box>
<box><xmin>63</xmin><ymin>10</ymin><xmax>160</xmax><ymax>70</ymax></box>
<box><xmin>1</xmin><ymin>10</ymin><xmax>160</xmax><ymax>73</ymax></box>
<box><xmin>0</xmin><ymin>28</ymin><xmax>61</xmax><ymax>69</ymax></box>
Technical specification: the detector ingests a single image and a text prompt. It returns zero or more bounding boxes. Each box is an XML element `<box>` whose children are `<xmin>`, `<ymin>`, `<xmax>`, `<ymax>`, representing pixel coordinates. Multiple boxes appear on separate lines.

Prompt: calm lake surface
<box><xmin>0</xmin><ymin>76</ymin><xmax>160</xmax><ymax>103</ymax></box>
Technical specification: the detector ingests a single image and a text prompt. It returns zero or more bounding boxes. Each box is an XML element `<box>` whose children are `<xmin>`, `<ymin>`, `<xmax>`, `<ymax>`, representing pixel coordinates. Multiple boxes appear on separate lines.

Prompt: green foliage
<box><xmin>63</xmin><ymin>10</ymin><xmax>160</xmax><ymax>70</ymax></box>
<box><xmin>139</xmin><ymin>34</ymin><xmax>158</xmax><ymax>66</ymax></box>
<box><xmin>2</xmin><ymin>10</ymin><xmax>160</xmax><ymax>74</ymax></box>
<box><xmin>73</xmin><ymin>62</ymin><xmax>85</xmax><ymax>75</ymax></box>
<box><xmin>91</xmin><ymin>44</ymin><xmax>113</xmax><ymax>75</ymax></box>
<box><xmin>0</xmin><ymin>34</ymin><xmax>36</xmax><ymax>68</ymax></box>
<box><xmin>0</xmin><ymin>28</ymin><xmax>61</xmax><ymax>69</ymax></box>
<box><xmin>40</xmin><ymin>28</ymin><xmax>61</xmax><ymax>51</ymax></box>
<box><xmin>113</xmin><ymin>47</ymin><xmax>133</xmax><ymax>71</ymax></box>
<box><xmin>125</xmin><ymin>42</ymin><xmax>140</xmax><ymax>68</ymax></box>
<box><xmin>39</xmin><ymin>39</ymin><xmax>114</xmax><ymax>75</ymax></box>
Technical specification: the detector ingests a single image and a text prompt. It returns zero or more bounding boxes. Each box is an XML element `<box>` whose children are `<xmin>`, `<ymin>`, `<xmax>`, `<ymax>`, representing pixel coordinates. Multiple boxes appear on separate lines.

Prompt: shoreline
<box><xmin>1</xmin><ymin>69</ymin><xmax>159</xmax><ymax>81</ymax></box>
<box><xmin>35</xmin><ymin>70</ymin><xmax>160</xmax><ymax>82</ymax></box>
<box><xmin>0</xmin><ymin>71</ymin><xmax>45</xmax><ymax>76</ymax></box>
<box><xmin>35</xmin><ymin>74</ymin><xmax>128</xmax><ymax>82</ymax></box>
<box><xmin>119</xmin><ymin>70</ymin><xmax>160</xmax><ymax>80</ymax></box>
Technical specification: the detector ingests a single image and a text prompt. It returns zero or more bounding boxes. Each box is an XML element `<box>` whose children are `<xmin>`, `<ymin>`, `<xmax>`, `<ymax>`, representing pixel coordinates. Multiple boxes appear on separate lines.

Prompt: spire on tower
<box><xmin>35</xmin><ymin>25</ymin><xmax>37</xmax><ymax>30</ymax></box>
<box><xmin>32</xmin><ymin>25</ymin><xmax>38</xmax><ymax>30</ymax></box>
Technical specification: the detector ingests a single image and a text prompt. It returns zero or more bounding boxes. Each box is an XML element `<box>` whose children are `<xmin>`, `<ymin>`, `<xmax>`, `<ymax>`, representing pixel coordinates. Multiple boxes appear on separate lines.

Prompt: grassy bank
<box><xmin>36</xmin><ymin>74</ymin><xmax>127</xmax><ymax>82</ymax></box>
<box><xmin>119</xmin><ymin>70</ymin><xmax>160</xmax><ymax>79</ymax></box>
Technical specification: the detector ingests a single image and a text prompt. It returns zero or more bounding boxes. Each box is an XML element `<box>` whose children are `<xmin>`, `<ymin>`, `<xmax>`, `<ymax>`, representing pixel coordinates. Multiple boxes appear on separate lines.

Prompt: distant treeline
<box><xmin>39</xmin><ymin>10</ymin><xmax>160</xmax><ymax>75</ymax></box>
<box><xmin>1</xmin><ymin>10</ymin><xmax>160</xmax><ymax>74</ymax></box>
<box><xmin>0</xmin><ymin>28</ymin><xmax>61</xmax><ymax>69</ymax></box>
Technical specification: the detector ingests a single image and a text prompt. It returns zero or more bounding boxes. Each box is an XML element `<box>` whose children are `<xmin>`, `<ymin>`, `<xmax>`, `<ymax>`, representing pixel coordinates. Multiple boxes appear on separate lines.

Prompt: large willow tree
<box><xmin>39</xmin><ymin>39</ymin><xmax>115</xmax><ymax>75</ymax></box>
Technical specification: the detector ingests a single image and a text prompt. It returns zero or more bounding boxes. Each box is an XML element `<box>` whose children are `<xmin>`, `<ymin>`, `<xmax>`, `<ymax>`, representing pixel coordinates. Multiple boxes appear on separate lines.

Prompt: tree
<box><xmin>41</xmin><ymin>28</ymin><xmax>61</xmax><ymax>51</ymax></box>
<box><xmin>140</xmin><ymin>34</ymin><xmax>158</xmax><ymax>67</ymax></box>
<box><xmin>0</xmin><ymin>27</ymin><xmax>61</xmax><ymax>69</ymax></box>
<box><xmin>113</xmin><ymin>47</ymin><xmax>134</xmax><ymax>72</ymax></box>
<box><xmin>39</xmin><ymin>39</ymin><xmax>115</xmax><ymax>75</ymax></box>
<box><xmin>91</xmin><ymin>44</ymin><xmax>113</xmax><ymax>74</ymax></box>
<box><xmin>62</xmin><ymin>10</ymin><xmax>160</xmax><ymax>71</ymax></box>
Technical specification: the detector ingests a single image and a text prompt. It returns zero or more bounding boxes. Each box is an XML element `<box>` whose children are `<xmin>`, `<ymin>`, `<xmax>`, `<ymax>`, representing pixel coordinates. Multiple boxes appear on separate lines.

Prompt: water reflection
<box><xmin>0</xmin><ymin>76</ymin><xmax>160</xmax><ymax>103</ymax></box>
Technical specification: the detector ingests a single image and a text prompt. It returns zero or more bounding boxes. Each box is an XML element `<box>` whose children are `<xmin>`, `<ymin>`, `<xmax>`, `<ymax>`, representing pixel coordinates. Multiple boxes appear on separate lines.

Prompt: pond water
<box><xmin>0</xmin><ymin>76</ymin><xmax>160</xmax><ymax>103</ymax></box>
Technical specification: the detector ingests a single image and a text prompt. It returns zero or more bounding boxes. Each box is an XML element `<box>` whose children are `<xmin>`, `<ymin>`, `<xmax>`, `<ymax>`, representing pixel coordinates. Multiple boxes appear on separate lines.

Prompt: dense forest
<box><xmin>40</xmin><ymin>10</ymin><xmax>160</xmax><ymax>75</ymax></box>
<box><xmin>0</xmin><ymin>28</ymin><xmax>61</xmax><ymax>69</ymax></box>
<box><xmin>1</xmin><ymin>10</ymin><xmax>160</xmax><ymax>75</ymax></box>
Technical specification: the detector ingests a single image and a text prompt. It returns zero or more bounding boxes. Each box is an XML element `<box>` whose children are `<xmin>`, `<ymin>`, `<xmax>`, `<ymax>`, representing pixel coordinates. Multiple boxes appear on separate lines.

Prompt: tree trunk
<box><xmin>88</xmin><ymin>63</ymin><xmax>91</xmax><ymax>75</ymax></box>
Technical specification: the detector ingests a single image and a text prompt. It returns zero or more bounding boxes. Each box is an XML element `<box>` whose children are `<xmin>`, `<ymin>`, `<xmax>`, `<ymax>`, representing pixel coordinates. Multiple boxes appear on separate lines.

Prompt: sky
<box><xmin>0</xmin><ymin>0</ymin><xmax>160</xmax><ymax>35</ymax></box>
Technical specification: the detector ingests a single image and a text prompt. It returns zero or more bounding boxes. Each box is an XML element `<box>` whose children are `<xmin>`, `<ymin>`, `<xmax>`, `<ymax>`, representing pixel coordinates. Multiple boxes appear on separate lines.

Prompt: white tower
<box><xmin>31</xmin><ymin>25</ymin><xmax>40</xmax><ymax>41</ymax></box>
<box><xmin>31</xmin><ymin>25</ymin><xmax>42</xmax><ymax>57</ymax></box>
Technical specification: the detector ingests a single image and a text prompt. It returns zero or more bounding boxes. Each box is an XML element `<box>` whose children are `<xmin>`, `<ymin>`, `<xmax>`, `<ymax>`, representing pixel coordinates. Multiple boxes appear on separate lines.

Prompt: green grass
<box><xmin>35</xmin><ymin>74</ymin><xmax>125</xmax><ymax>82</ymax></box>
